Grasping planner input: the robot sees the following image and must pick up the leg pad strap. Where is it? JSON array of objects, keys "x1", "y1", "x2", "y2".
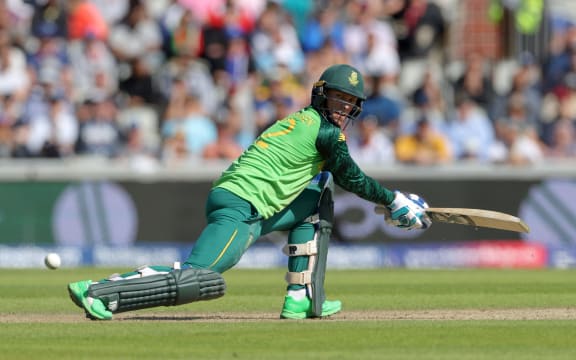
[
  {"x1": 285, "y1": 270, "x2": 312, "y2": 285},
  {"x1": 283, "y1": 240, "x2": 317, "y2": 256}
]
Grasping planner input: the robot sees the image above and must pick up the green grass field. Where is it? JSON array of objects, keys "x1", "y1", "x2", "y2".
[{"x1": 1, "y1": 268, "x2": 576, "y2": 359}]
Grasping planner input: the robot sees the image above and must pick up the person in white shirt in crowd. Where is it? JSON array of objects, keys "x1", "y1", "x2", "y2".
[
  {"x1": 0, "y1": 30, "x2": 29, "y2": 102},
  {"x1": 108, "y1": 0, "x2": 164, "y2": 74},
  {"x1": 343, "y1": 0, "x2": 399, "y2": 78},
  {"x1": 348, "y1": 114, "x2": 396, "y2": 165},
  {"x1": 491, "y1": 121, "x2": 544, "y2": 165},
  {"x1": 250, "y1": 2, "x2": 305, "y2": 77},
  {"x1": 26, "y1": 93, "x2": 78, "y2": 157},
  {"x1": 68, "y1": 32, "x2": 119, "y2": 102},
  {"x1": 446, "y1": 94, "x2": 495, "y2": 162}
]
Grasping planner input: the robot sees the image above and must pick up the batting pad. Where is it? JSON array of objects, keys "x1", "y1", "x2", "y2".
[
  {"x1": 88, "y1": 268, "x2": 226, "y2": 313},
  {"x1": 284, "y1": 171, "x2": 333, "y2": 317}
]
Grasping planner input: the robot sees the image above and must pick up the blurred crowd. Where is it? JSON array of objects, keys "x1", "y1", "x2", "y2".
[{"x1": 0, "y1": 0, "x2": 575, "y2": 170}]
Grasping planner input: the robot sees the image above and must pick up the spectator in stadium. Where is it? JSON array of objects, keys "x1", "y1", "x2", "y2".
[
  {"x1": 250, "y1": 1, "x2": 305, "y2": 77},
  {"x1": 224, "y1": 31, "x2": 256, "y2": 93},
  {"x1": 202, "y1": 105, "x2": 244, "y2": 161},
  {"x1": 348, "y1": 115, "x2": 396, "y2": 164},
  {"x1": 253, "y1": 74, "x2": 299, "y2": 134},
  {"x1": 0, "y1": 94, "x2": 19, "y2": 157},
  {"x1": 116, "y1": 92, "x2": 161, "y2": 156},
  {"x1": 544, "y1": 119, "x2": 576, "y2": 159},
  {"x1": 161, "y1": 130, "x2": 188, "y2": 165},
  {"x1": 343, "y1": 0, "x2": 399, "y2": 77},
  {"x1": 492, "y1": 55, "x2": 542, "y2": 130},
  {"x1": 10, "y1": 120, "x2": 32, "y2": 158},
  {"x1": 0, "y1": 0, "x2": 33, "y2": 41},
  {"x1": 359, "y1": 74, "x2": 403, "y2": 136},
  {"x1": 451, "y1": 52, "x2": 496, "y2": 116},
  {"x1": 161, "y1": 92, "x2": 217, "y2": 160},
  {"x1": 299, "y1": 7, "x2": 345, "y2": 54},
  {"x1": 0, "y1": 29, "x2": 30, "y2": 101},
  {"x1": 67, "y1": 0, "x2": 108, "y2": 41},
  {"x1": 75, "y1": 97, "x2": 122, "y2": 157},
  {"x1": 29, "y1": 0, "x2": 68, "y2": 39},
  {"x1": 107, "y1": 0, "x2": 164, "y2": 73},
  {"x1": 384, "y1": 0, "x2": 446, "y2": 61},
  {"x1": 494, "y1": 92, "x2": 540, "y2": 145},
  {"x1": 495, "y1": 122, "x2": 544, "y2": 166},
  {"x1": 157, "y1": 52, "x2": 220, "y2": 116},
  {"x1": 162, "y1": 7, "x2": 202, "y2": 59},
  {"x1": 68, "y1": 31, "x2": 118, "y2": 102},
  {"x1": 360, "y1": 29, "x2": 401, "y2": 83},
  {"x1": 446, "y1": 94, "x2": 495, "y2": 162},
  {"x1": 540, "y1": 79, "x2": 576, "y2": 147},
  {"x1": 197, "y1": 0, "x2": 258, "y2": 79},
  {"x1": 119, "y1": 57, "x2": 162, "y2": 106},
  {"x1": 541, "y1": 23, "x2": 574, "y2": 94},
  {"x1": 89, "y1": 0, "x2": 129, "y2": 26},
  {"x1": 404, "y1": 67, "x2": 447, "y2": 134},
  {"x1": 395, "y1": 116, "x2": 452, "y2": 165},
  {"x1": 26, "y1": 34, "x2": 72, "y2": 98},
  {"x1": 27, "y1": 92, "x2": 78, "y2": 158},
  {"x1": 117, "y1": 123, "x2": 161, "y2": 172}
]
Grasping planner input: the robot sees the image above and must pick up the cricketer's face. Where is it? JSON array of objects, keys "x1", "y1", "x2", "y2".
[{"x1": 325, "y1": 89, "x2": 360, "y2": 129}]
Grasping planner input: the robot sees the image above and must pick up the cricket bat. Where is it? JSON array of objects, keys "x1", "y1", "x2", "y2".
[{"x1": 374, "y1": 206, "x2": 530, "y2": 233}]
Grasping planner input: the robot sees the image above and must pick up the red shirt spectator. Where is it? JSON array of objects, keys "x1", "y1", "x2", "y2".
[{"x1": 68, "y1": 0, "x2": 108, "y2": 41}]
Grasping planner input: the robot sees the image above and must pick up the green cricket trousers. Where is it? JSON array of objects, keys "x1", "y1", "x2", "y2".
[{"x1": 184, "y1": 185, "x2": 323, "y2": 289}]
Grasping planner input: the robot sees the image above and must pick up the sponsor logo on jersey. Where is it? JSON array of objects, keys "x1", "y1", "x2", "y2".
[{"x1": 338, "y1": 133, "x2": 346, "y2": 142}]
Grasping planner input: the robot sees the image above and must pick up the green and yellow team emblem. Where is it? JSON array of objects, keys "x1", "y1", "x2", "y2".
[{"x1": 348, "y1": 72, "x2": 359, "y2": 86}]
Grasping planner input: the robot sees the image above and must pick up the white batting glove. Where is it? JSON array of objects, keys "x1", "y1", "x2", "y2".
[{"x1": 384, "y1": 191, "x2": 431, "y2": 230}]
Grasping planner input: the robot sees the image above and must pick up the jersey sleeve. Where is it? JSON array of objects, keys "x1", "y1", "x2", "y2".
[{"x1": 316, "y1": 122, "x2": 395, "y2": 205}]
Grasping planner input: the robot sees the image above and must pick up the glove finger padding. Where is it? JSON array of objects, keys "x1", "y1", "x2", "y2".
[
  {"x1": 405, "y1": 193, "x2": 432, "y2": 229},
  {"x1": 381, "y1": 191, "x2": 431, "y2": 230}
]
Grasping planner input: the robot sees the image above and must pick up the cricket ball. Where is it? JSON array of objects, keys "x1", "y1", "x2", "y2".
[{"x1": 44, "y1": 253, "x2": 61, "y2": 270}]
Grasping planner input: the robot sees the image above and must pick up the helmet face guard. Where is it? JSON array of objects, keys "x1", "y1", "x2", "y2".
[
  {"x1": 312, "y1": 82, "x2": 363, "y2": 129},
  {"x1": 310, "y1": 64, "x2": 366, "y2": 129}
]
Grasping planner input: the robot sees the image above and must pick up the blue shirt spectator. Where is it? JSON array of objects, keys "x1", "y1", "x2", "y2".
[
  {"x1": 299, "y1": 8, "x2": 345, "y2": 53},
  {"x1": 161, "y1": 94, "x2": 217, "y2": 157},
  {"x1": 447, "y1": 95, "x2": 496, "y2": 162}
]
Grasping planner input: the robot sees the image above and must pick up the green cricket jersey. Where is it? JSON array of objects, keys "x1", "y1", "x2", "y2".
[{"x1": 213, "y1": 106, "x2": 395, "y2": 218}]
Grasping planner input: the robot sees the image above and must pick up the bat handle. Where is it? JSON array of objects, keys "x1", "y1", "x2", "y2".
[{"x1": 374, "y1": 205, "x2": 390, "y2": 216}]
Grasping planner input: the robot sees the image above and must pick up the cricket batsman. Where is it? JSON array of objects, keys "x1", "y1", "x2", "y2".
[{"x1": 68, "y1": 64, "x2": 431, "y2": 320}]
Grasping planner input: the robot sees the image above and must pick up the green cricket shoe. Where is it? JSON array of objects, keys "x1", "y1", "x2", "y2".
[
  {"x1": 280, "y1": 295, "x2": 342, "y2": 319},
  {"x1": 67, "y1": 280, "x2": 113, "y2": 320}
]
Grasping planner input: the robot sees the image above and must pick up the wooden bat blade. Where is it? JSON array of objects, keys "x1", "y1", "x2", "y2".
[
  {"x1": 374, "y1": 206, "x2": 530, "y2": 233},
  {"x1": 425, "y1": 208, "x2": 530, "y2": 233}
]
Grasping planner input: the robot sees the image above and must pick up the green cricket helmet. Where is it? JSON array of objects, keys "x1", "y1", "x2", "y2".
[{"x1": 311, "y1": 64, "x2": 366, "y2": 129}]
